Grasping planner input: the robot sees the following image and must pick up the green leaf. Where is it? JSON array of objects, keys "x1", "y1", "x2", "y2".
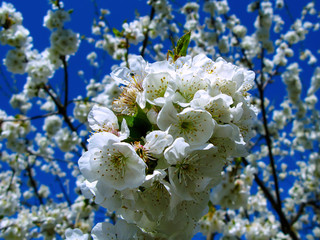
[
  {"x1": 167, "y1": 50, "x2": 174, "y2": 60},
  {"x1": 175, "y1": 31, "x2": 191, "y2": 57},
  {"x1": 234, "y1": 157, "x2": 243, "y2": 166},
  {"x1": 113, "y1": 28, "x2": 123, "y2": 37},
  {"x1": 68, "y1": 9, "x2": 74, "y2": 14},
  {"x1": 169, "y1": 35, "x2": 175, "y2": 49},
  {"x1": 54, "y1": 0, "x2": 60, "y2": 7},
  {"x1": 130, "y1": 105, "x2": 152, "y2": 140},
  {"x1": 135, "y1": 9, "x2": 140, "y2": 17},
  {"x1": 117, "y1": 105, "x2": 152, "y2": 142},
  {"x1": 118, "y1": 114, "x2": 134, "y2": 128}
]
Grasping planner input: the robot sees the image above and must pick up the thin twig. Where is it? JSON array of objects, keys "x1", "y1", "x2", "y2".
[
  {"x1": 1, "y1": 112, "x2": 58, "y2": 122},
  {"x1": 256, "y1": 48, "x2": 282, "y2": 209},
  {"x1": 91, "y1": 0, "x2": 112, "y2": 30},
  {"x1": 28, "y1": 150, "x2": 76, "y2": 164},
  {"x1": 206, "y1": 232, "x2": 214, "y2": 240},
  {"x1": 283, "y1": 0, "x2": 295, "y2": 23},
  {"x1": 43, "y1": 85, "x2": 88, "y2": 151},
  {"x1": 140, "y1": 7, "x2": 155, "y2": 57},
  {"x1": 67, "y1": 98, "x2": 100, "y2": 106},
  {"x1": 51, "y1": 163, "x2": 72, "y2": 207},
  {"x1": 5, "y1": 168, "x2": 15, "y2": 193},
  {"x1": 26, "y1": 162, "x2": 44, "y2": 205},
  {"x1": 242, "y1": 158, "x2": 298, "y2": 240},
  {"x1": 290, "y1": 202, "x2": 306, "y2": 226},
  {"x1": 0, "y1": 64, "x2": 16, "y2": 95},
  {"x1": 125, "y1": 37, "x2": 129, "y2": 68},
  {"x1": 61, "y1": 56, "x2": 69, "y2": 107}
]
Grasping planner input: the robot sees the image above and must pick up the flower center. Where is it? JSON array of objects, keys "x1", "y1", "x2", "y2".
[
  {"x1": 179, "y1": 120, "x2": 196, "y2": 136},
  {"x1": 110, "y1": 152, "x2": 127, "y2": 176}
]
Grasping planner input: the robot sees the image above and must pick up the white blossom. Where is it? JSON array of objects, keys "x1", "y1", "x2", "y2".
[
  {"x1": 65, "y1": 228, "x2": 89, "y2": 240},
  {"x1": 164, "y1": 137, "x2": 223, "y2": 200},
  {"x1": 88, "y1": 105, "x2": 129, "y2": 140},
  {"x1": 79, "y1": 132, "x2": 146, "y2": 191},
  {"x1": 50, "y1": 28, "x2": 79, "y2": 56}
]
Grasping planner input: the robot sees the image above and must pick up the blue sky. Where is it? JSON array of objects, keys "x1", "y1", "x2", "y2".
[
  {"x1": 0, "y1": 0, "x2": 319, "y2": 239},
  {"x1": 1, "y1": 0, "x2": 318, "y2": 111}
]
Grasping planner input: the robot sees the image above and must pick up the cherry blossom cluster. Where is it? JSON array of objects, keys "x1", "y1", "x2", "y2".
[
  {"x1": 79, "y1": 53, "x2": 256, "y2": 238},
  {"x1": 0, "y1": 0, "x2": 320, "y2": 239},
  {"x1": 0, "y1": 2, "x2": 79, "y2": 92}
]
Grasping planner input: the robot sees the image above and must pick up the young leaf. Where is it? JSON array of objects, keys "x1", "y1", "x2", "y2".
[
  {"x1": 167, "y1": 50, "x2": 174, "y2": 61},
  {"x1": 117, "y1": 105, "x2": 152, "y2": 141},
  {"x1": 113, "y1": 28, "x2": 123, "y2": 37},
  {"x1": 175, "y1": 31, "x2": 191, "y2": 57},
  {"x1": 129, "y1": 105, "x2": 152, "y2": 140}
]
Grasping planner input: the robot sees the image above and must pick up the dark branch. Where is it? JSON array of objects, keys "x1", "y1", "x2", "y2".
[
  {"x1": 1, "y1": 112, "x2": 58, "y2": 122},
  {"x1": 140, "y1": 7, "x2": 155, "y2": 57},
  {"x1": 256, "y1": 48, "x2": 282, "y2": 209},
  {"x1": 43, "y1": 85, "x2": 88, "y2": 151},
  {"x1": 26, "y1": 162, "x2": 44, "y2": 205},
  {"x1": 242, "y1": 158, "x2": 298, "y2": 240},
  {"x1": 5, "y1": 168, "x2": 15, "y2": 193},
  {"x1": 125, "y1": 37, "x2": 129, "y2": 68},
  {"x1": 61, "y1": 56, "x2": 69, "y2": 108}
]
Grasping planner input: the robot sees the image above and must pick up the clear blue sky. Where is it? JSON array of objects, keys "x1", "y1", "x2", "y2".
[
  {"x1": 0, "y1": 1, "x2": 319, "y2": 239},
  {"x1": 1, "y1": 0, "x2": 318, "y2": 112}
]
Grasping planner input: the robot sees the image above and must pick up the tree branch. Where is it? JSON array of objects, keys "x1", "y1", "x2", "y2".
[
  {"x1": 52, "y1": 164, "x2": 72, "y2": 207},
  {"x1": 26, "y1": 162, "x2": 44, "y2": 205},
  {"x1": 5, "y1": 168, "x2": 15, "y2": 193},
  {"x1": 43, "y1": 85, "x2": 88, "y2": 151},
  {"x1": 256, "y1": 48, "x2": 282, "y2": 208},
  {"x1": 1, "y1": 112, "x2": 58, "y2": 122},
  {"x1": 290, "y1": 202, "x2": 306, "y2": 226},
  {"x1": 61, "y1": 56, "x2": 69, "y2": 108},
  {"x1": 125, "y1": 37, "x2": 129, "y2": 68},
  {"x1": 140, "y1": 7, "x2": 155, "y2": 57},
  {"x1": 242, "y1": 157, "x2": 298, "y2": 240}
]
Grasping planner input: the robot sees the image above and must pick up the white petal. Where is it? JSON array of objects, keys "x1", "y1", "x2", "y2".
[
  {"x1": 213, "y1": 93, "x2": 233, "y2": 106},
  {"x1": 78, "y1": 151, "x2": 97, "y2": 182},
  {"x1": 119, "y1": 119, "x2": 130, "y2": 140},
  {"x1": 157, "y1": 100, "x2": 179, "y2": 131},
  {"x1": 91, "y1": 222, "x2": 116, "y2": 240},
  {"x1": 100, "y1": 142, "x2": 146, "y2": 191},
  {"x1": 87, "y1": 132, "x2": 120, "y2": 150},
  {"x1": 174, "y1": 73, "x2": 209, "y2": 104},
  {"x1": 213, "y1": 123, "x2": 234, "y2": 138},
  {"x1": 230, "y1": 102, "x2": 244, "y2": 123},
  {"x1": 110, "y1": 67, "x2": 131, "y2": 86},
  {"x1": 115, "y1": 219, "x2": 139, "y2": 239},
  {"x1": 96, "y1": 180, "x2": 116, "y2": 198},
  {"x1": 128, "y1": 55, "x2": 147, "y2": 76},
  {"x1": 88, "y1": 105, "x2": 118, "y2": 131},
  {"x1": 145, "y1": 130, "x2": 173, "y2": 155},
  {"x1": 190, "y1": 90, "x2": 212, "y2": 109},
  {"x1": 135, "y1": 91, "x2": 146, "y2": 109},
  {"x1": 165, "y1": 138, "x2": 223, "y2": 200},
  {"x1": 146, "y1": 60, "x2": 175, "y2": 74},
  {"x1": 174, "y1": 108, "x2": 215, "y2": 145},
  {"x1": 214, "y1": 58, "x2": 234, "y2": 79},
  {"x1": 79, "y1": 180, "x2": 96, "y2": 199},
  {"x1": 143, "y1": 72, "x2": 175, "y2": 106},
  {"x1": 143, "y1": 169, "x2": 167, "y2": 184},
  {"x1": 164, "y1": 137, "x2": 190, "y2": 165},
  {"x1": 192, "y1": 54, "x2": 212, "y2": 69},
  {"x1": 95, "y1": 189, "x2": 122, "y2": 212}
]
